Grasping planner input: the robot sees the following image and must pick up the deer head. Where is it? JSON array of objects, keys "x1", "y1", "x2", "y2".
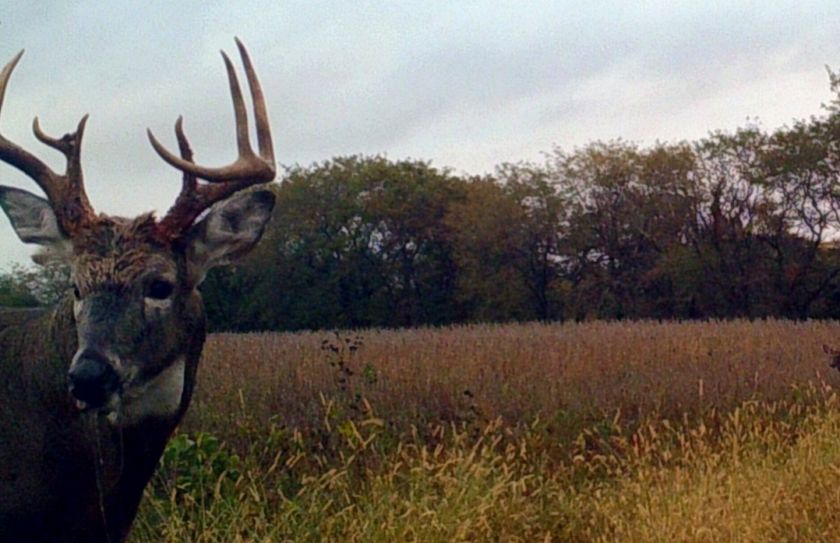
[{"x1": 0, "y1": 39, "x2": 276, "y2": 422}]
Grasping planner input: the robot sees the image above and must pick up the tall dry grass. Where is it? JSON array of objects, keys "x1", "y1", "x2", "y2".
[
  {"x1": 187, "y1": 319, "x2": 840, "y2": 439},
  {"x1": 131, "y1": 319, "x2": 840, "y2": 542}
]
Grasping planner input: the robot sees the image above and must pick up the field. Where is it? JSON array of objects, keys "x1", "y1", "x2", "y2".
[{"x1": 131, "y1": 320, "x2": 840, "y2": 542}]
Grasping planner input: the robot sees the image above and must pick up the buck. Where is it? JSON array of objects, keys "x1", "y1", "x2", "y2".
[{"x1": 0, "y1": 40, "x2": 276, "y2": 542}]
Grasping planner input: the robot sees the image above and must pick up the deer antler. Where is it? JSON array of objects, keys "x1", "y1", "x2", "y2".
[
  {"x1": 149, "y1": 38, "x2": 276, "y2": 240},
  {"x1": 0, "y1": 51, "x2": 95, "y2": 235}
]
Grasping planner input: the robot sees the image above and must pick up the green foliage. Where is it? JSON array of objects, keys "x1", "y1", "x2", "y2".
[
  {"x1": 207, "y1": 156, "x2": 465, "y2": 331},
  {"x1": 153, "y1": 432, "x2": 241, "y2": 504},
  {"x1": 0, "y1": 261, "x2": 71, "y2": 307},
  {"x1": 0, "y1": 272, "x2": 39, "y2": 307}
]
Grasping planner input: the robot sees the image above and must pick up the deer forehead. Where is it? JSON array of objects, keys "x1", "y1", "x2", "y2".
[
  {"x1": 72, "y1": 215, "x2": 179, "y2": 290},
  {"x1": 74, "y1": 253, "x2": 177, "y2": 291}
]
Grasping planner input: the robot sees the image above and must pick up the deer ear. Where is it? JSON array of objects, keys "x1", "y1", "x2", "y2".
[
  {"x1": 184, "y1": 189, "x2": 275, "y2": 286},
  {"x1": 0, "y1": 186, "x2": 69, "y2": 247}
]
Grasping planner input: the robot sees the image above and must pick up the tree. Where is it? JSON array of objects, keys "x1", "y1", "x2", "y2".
[
  {"x1": 496, "y1": 162, "x2": 571, "y2": 320},
  {"x1": 0, "y1": 262, "x2": 70, "y2": 307},
  {"x1": 684, "y1": 129, "x2": 773, "y2": 317},
  {"x1": 551, "y1": 141, "x2": 696, "y2": 318},
  {"x1": 0, "y1": 271, "x2": 39, "y2": 307},
  {"x1": 229, "y1": 156, "x2": 462, "y2": 330},
  {"x1": 446, "y1": 176, "x2": 532, "y2": 321},
  {"x1": 757, "y1": 85, "x2": 840, "y2": 318}
]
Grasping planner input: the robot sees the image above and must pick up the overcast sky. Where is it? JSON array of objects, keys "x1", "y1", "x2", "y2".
[{"x1": 1, "y1": 1, "x2": 840, "y2": 266}]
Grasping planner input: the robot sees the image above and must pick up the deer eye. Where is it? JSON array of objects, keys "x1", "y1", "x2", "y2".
[
  {"x1": 73, "y1": 285, "x2": 81, "y2": 300},
  {"x1": 146, "y1": 279, "x2": 174, "y2": 300}
]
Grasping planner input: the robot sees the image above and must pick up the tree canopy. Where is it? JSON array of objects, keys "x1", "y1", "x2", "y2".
[{"x1": 7, "y1": 78, "x2": 840, "y2": 330}]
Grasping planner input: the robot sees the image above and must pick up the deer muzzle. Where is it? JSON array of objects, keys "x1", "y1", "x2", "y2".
[{"x1": 67, "y1": 349, "x2": 120, "y2": 409}]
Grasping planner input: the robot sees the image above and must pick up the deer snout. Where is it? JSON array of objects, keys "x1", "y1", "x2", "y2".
[{"x1": 68, "y1": 350, "x2": 120, "y2": 409}]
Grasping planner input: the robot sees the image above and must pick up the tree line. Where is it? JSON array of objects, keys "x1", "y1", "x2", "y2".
[{"x1": 5, "y1": 77, "x2": 840, "y2": 331}]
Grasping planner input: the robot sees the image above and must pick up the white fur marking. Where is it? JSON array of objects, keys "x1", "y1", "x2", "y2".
[
  {"x1": 144, "y1": 297, "x2": 173, "y2": 313},
  {"x1": 114, "y1": 357, "x2": 185, "y2": 427}
]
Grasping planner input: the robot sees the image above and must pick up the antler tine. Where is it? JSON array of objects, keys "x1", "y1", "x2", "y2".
[
  {"x1": 147, "y1": 40, "x2": 275, "y2": 183},
  {"x1": 0, "y1": 51, "x2": 25, "y2": 118},
  {"x1": 235, "y1": 37, "x2": 274, "y2": 165},
  {"x1": 221, "y1": 50, "x2": 251, "y2": 159},
  {"x1": 33, "y1": 114, "x2": 90, "y2": 180},
  {"x1": 0, "y1": 50, "x2": 94, "y2": 235},
  {"x1": 0, "y1": 51, "x2": 57, "y2": 191},
  {"x1": 174, "y1": 116, "x2": 197, "y2": 192},
  {"x1": 151, "y1": 39, "x2": 276, "y2": 239},
  {"x1": 33, "y1": 115, "x2": 88, "y2": 159}
]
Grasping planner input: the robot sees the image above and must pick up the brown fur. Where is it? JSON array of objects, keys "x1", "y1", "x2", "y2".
[
  {"x1": 71, "y1": 214, "x2": 176, "y2": 296},
  {"x1": 0, "y1": 303, "x2": 205, "y2": 542},
  {"x1": 0, "y1": 212, "x2": 200, "y2": 543}
]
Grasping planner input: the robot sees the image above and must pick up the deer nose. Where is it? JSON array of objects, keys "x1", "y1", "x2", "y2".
[{"x1": 67, "y1": 351, "x2": 120, "y2": 409}]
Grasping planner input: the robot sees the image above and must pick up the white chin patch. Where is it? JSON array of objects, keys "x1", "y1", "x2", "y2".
[{"x1": 109, "y1": 357, "x2": 186, "y2": 427}]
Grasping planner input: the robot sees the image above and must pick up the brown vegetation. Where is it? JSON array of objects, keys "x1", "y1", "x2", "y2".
[
  {"x1": 186, "y1": 319, "x2": 840, "y2": 439},
  {"x1": 132, "y1": 320, "x2": 840, "y2": 541}
]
